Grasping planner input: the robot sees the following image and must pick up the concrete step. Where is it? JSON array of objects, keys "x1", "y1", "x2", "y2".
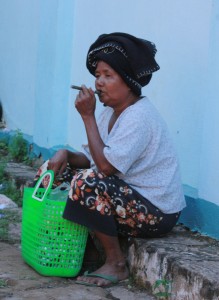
[
  {"x1": 4, "y1": 162, "x2": 219, "y2": 300},
  {"x1": 5, "y1": 162, "x2": 37, "y2": 187},
  {"x1": 128, "y1": 226, "x2": 219, "y2": 300}
]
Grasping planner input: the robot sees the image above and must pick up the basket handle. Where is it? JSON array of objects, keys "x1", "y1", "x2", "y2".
[{"x1": 32, "y1": 170, "x2": 54, "y2": 202}]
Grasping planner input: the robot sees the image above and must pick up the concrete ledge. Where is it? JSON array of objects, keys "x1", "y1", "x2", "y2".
[
  {"x1": 4, "y1": 162, "x2": 219, "y2": 299},
  {"x1": 5, "y1": 162, "x2": 37, "y2": 186},
  {"x1": 128, "y1": 225, "x2": 219, "y2": 300}
]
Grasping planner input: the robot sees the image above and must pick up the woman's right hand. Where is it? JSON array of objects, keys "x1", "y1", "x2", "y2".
[{"x1": 47, "y1": 149, "x2": 69, "y2": 176}]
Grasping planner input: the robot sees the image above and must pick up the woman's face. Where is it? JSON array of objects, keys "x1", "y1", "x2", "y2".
[{"x1": 95, "y1": 61, "x2": 131, "y2": 108}]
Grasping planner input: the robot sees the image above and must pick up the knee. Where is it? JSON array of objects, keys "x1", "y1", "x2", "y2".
[{"x1": 73, "y1": 168, "x2": 99, "y2": 189}]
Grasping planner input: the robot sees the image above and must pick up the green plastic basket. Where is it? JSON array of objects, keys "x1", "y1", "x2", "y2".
[{"x1": 21, "y1": 170, "x2": 88, "y2": 277}]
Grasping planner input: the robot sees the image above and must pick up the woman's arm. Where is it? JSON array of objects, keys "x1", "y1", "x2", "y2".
[
  {"x1": 83, "y1": 114, "x2": 117, "y2": 175},
  {"x1": 75, "y1": 86, "x2": 117, "y2": 176},
  {"x1": 48, "y1": 149, "x2": 90, "y2": 176}
]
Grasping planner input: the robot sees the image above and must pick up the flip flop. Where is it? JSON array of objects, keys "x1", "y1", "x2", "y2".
[
  {"x1": 75, "y1": 271, "x2": 119, "y2": 287},
  {"x1": 75, "y1": 280, "x2": 99, "y2": 287}
]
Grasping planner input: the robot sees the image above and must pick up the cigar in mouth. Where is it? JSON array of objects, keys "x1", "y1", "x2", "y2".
[{"x1": 71, "y1": 85, "x2": 100, "y2": 95}]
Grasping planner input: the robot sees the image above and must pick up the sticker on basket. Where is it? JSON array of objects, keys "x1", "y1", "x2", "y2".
[{"x1": 32, "y1": 170, "x2": 54, "y2": 202}]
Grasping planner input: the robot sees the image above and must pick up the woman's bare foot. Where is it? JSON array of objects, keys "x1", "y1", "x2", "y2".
[
  {"x1": 77, "y1": 231, "x2": 129, "y2": 286},
  {"x1": 76, "y1": 259, "x2": 129, "y2": 287}
]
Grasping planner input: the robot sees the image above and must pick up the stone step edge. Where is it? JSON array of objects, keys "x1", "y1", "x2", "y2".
[{"x1": 127, "y1": 237, "x2": 219, "y2": 300}]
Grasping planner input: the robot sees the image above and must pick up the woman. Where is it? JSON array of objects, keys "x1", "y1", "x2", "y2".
[{"x1": 41, "y1": 33, "x2": 186, "y2": 286}]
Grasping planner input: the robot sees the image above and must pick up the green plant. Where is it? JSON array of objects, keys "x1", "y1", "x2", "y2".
[
  {"x1": 8, "y1": 130, "x2": 28, "y2": 162},
  {"x1": 0, "y1": 161, "x2": 6, "y2": 181},
  {"x1": 0, "y1": 139, "x2": 9, "y2": 156},
  {"x1": 4, "y1": 181, "x2": 22, "y2": 207},
  {"x1": 0, "y1": 278, "x2": 8, "y2": 288},
  {"x1": 0, "y1": 131, "x2": 32, "y2": 207},
  {"x1": 153, "y1": 279, "x2": 172, "y2": 299},
  {"x1": 0, "y1": 162, "x2": 22, "y2": 207}
]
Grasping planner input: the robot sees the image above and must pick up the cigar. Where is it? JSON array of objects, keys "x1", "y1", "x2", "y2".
[{"x1": 71, "y1": 85, "x2": 100, "y2": 95}]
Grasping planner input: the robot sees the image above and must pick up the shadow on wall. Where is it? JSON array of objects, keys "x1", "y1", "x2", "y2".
[
  {"x1": 0, "y1": 102, "x2": 2, "y2": 122},
  {"x1": 0, "y1": 101, "x2": 6, "y2": 128}
]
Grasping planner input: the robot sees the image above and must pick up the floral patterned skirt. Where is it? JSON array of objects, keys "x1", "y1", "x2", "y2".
[
  {"x1": 34, "y1": 162, "x2": 180, "y2": 238},
  {"x1": 62, "y1": 168, "x2": 180, "y2": 238}
]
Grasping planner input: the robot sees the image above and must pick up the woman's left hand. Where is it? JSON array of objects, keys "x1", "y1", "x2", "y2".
[{"x1": 74, "y1": 85, "x2": 96, "y2": 119}]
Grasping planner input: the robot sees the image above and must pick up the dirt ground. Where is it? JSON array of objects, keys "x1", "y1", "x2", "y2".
[{"x1": 0, "y1": 208, "x2": 155, "y2": 300}]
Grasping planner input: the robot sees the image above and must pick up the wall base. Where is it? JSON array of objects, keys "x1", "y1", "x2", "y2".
[{"x1": 179, "y1": 185, "x2": 219, "y2": 240}]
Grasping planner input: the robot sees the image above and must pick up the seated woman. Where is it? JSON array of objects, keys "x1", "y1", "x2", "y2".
[{"x1": 37, "y1": 32, "x2": 186, "y2": 287}]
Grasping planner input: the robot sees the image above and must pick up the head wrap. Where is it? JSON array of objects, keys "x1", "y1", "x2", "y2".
[{"x1": 86, "y1": 32, "x2": 160, "y2": 96}]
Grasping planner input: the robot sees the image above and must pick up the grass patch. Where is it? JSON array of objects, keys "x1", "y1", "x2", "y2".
[
  {"x1": 0, "y1": 140, "x2": 9, "y2": 157},
  {"x1": 153, "y1": 279, "x2": 172, "y2": 299},
  {"x1": 0, "y1": 161, "x2": 22, "y2": 207},
  {"x1": 8, "y1": 130, "x2": 29, "y2": 163},
  {"x1": 0, "y1": 130, "x2": 34, "y2": 207}
]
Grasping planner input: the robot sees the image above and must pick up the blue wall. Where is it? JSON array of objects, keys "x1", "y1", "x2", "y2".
[
  {"x1": 0, "y1": 0, "x2": 39, "y2": 133},
  {"x1": 34, "y1": 0, "x2": 75, "y2": 148},
  {"x1": 180, "y1": 194, "x2": 219, "y2": 240},
  {"x1": 0, "y1": 0, "x2": 75, "y2": 148},
  {"x1": 0, "y1": 0, "x2": 218, "y2": 239}
]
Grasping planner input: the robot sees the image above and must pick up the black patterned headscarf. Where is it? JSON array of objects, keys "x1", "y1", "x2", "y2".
[{"x1": 86, "y1": 32, "x2": 160, "y2": 96}]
